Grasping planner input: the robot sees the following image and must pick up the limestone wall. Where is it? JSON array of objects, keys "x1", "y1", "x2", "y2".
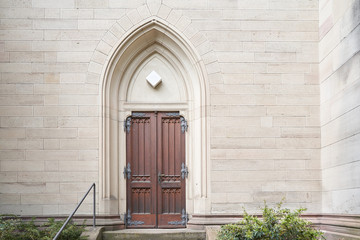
[
  {"x1": 320, "y1": 0, "x2": 360, "y2": 214},
  {"x1": 0, "y1": 0, "x2": 321, "y2": 216},
  {"x1": 204, "y1": 0, "x2": 321, "y2": 213}
]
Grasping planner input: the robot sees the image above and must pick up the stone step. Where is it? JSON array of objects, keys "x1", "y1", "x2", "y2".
[{"x1": 102, "y1": 229, "x2": 206, "y2": 240}]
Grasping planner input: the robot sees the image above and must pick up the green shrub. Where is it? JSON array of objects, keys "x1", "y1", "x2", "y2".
[
  {"x1": 0, "y1": 215, "x2": 87, "y2": 240},
  {"x1": 217, "y1": 202, "x2": 324, "y2": 240}
]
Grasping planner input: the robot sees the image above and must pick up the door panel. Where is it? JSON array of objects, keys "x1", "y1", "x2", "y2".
[
  {"x1": 157, "y1": 113, "x2": 185, "y2": 228},
  {"x1": 126, "y1": 113, "x2": 157, "y2": 228},
  {"x1": 126, "y1": 112, "x2": 186, "y2": 228}
]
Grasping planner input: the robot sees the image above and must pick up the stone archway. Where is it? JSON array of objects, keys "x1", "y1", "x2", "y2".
[{"x1": 89, "y1": 3, "x2": 219, "y2": 218}]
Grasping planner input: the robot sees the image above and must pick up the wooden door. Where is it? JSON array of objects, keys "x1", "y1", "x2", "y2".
[{"x1": 125, "y1": 112, "x2": 187, "y2": 228}]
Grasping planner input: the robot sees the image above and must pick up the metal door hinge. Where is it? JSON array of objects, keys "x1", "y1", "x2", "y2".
[
  {"x1": 180, "y1": 117, "x2": 188, "y2": 133},
  {"x1": 123, "y1": 163, "x2": 131, "y2": 179},
  {"x1": 132, "y1": 112, "x2": 146, "y2": 117},
  {"x1": 168, "y1": 209, "x2": 188, "y2": 225},
  {"x1": 165, "y1": 112, "x2": 180, "y2": 117},
  {"x1": 124, "y1": 117, "x2": 131, "y2": 133},
  {"x1": 181, "y1": 163, "x2": 188, "y2": 179},
  {"x1": 126, "y1": 209, "x2": 144, "y2": 226}
]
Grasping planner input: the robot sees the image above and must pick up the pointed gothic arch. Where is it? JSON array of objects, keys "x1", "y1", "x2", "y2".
[{"x1": 91, "y1": 5, "x2": 218, "y2": 217}]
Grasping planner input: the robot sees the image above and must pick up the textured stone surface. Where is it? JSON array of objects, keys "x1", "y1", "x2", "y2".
[
  {"x1": 320, "y1": 0, "x2": 360, "y2": 214},
  {"x1": 0, "y1": 0, "x2": 352, "y2": 222}
]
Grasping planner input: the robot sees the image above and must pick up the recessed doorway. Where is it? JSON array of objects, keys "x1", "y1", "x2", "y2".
[{"x1": 124, "y1": 112, "x2": 187, "y2": 228}]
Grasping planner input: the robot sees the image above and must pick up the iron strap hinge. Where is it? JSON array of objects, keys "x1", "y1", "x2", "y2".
[
  {"x1": 126, "y1": 209, "x2": 144, "y2": 226},
  {"x1": 168, "y1": 209, "x2": 188, "y2": 225},
  {"x1": 123, "y1": 163, "x2": 131, "y2": 179},
  {"x1": 180, "y1": 117, "x2": 188, "y2": 133},
  {"x1": 181, "y1": 163, "x2": 188, "y2": 179},
  {"x1": 124, "y1": 113, "x2": 147, "y2": 133},
  {"x1": 124, "y1": 117, "x2": 131, "y2": 133}
]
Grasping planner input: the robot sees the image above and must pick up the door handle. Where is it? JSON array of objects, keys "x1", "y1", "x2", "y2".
[{"x1": 158, "y1": 173, "x2": 165, "y2": 183}]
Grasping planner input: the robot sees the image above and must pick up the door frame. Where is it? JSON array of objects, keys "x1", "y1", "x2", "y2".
[
  {"x1": 97, "y1": 18, "x2": 212, "y2": 218},
  {"x1": 125, "y1": 111, "x2": 187, "y2": 228}
]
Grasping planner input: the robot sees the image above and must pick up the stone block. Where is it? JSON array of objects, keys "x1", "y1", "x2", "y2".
[
  {"x1": 44, "y1": 139, "x2": 60, "y2": 150},
  {"x1": 79, "y1": 150, "x2": 98, "y2": 161},
  {"x1": 33, "y1": 20, "x2": 77, "y2": 30},
  {"x1": 218, "y1": 52, "x2": 254, "y2": 63},
  {"x1": 44, "y1": 8, "x2": 60, "y2": 18},
  {"x1": 0, "y1": 63, "x2": 32, "y2": 74},
  {"x1": 274, "y1": 180, "x2": 321, "y2": 192},
  {"x1": 60, "y1": 139, "x2": 98, "y2": 149},
  {"x1": 1, "y1": 117, "x2": 43, "y2": 128},
  {"x1": 108, "y1": 0, "x2": 145, "y2": 8},
  {"x1": 78, "y1": 106, "x2": 99, "y2": 117},
  {"x1": 60, "y1": 73, "x2": 87, "y2": 83},
  {"x1": 26, "y1": 128, "x2": 77, "y2": 139},
  {"x1": 17, "y1": 139, "x2": 43, "y2": 150},
  {"x1": 0, "y1": 161, "x2": 44, "y2": 172},
  {"x1": 255, "y1": 52, "x2": 296, "y2": 62},
  {"x1": 58, "y1": 117, "x2": 98, "y2": 128},
  {"x1": 45, "y1": 161, "x2": 59, "y2": 171},
  {"x1": 126, "y1": 9, "x2": 142, "y2": 25},
  {"x1": 15, "y1": 84, "x2": 34, "y2": 94},
  {"x1": 78, "y1": 19, "x2": 115, "y2": 30},
  {"x1": 59, "y1": 95, "x2": 99, "y2": 105},
  {"x1": 276, "y1": 138, "x2": 320, "y2": 149},
  {"x1": 269, "y1": 0, "x2": 318, "y2": 10},
  {"x1": 211, "y1": 137, "x2": 260, "y2": 149},
  {"x1": 212, "y1": 160, "x2": 274, "y2": 171},
  {"x1": 88, "y1": 61, "x2": 103, "y2": 74},
  {"x1": 0, "y1": 150, "x2": 24, "y2": 161},
  {"x1": 0, "y1": 8, "x2": 44, "y2": 19},
  {"x1": 43, "y1": 116, "x2": 60, "y2": 127},
  {"x1": 26, "y1": 150, "x2": 78, "y2": 161},
  {"x1": 221, "y1": 63, "x2": 267, "y2": 74},
  {"x1": 156, "y1": 4, "x2": 170, "y2": 19},
  {"x1": 205, "y1": 30, "x2": 252, "y2": 42},
  {"x1": 34, "y1": 106, "x2": 78, "y2": 116},
  {"x1": 0, "y1": 128, "x2": 25, "y2": 139},
  {"x1": 57, "y1": 52, "x2": 93, "y2": 63},
  {"x1": 61, "y1": 9, "x2": 94, "y2": 19},
  {"x1": 32, "y1": 0, "x2": 75, "y2": 8},
  {"x1": 93, "y1": 9, "x2": 126, "y2": 19},
  {"x1": 17, "y1": 172, "x2": 59, "y2": 183},
  {"x1": 226, "y1": 126, "x2": 280, "y2": 137},
  {"x1": 0, "y1": 194, "x2": 20, "y2": 204},
  {"x1": 75, "y1": 0, "x2": 109, "y2": 8},
  {"x1": 44, "y1": 95, "x2": 59, "y2": 105},
  {"x1": 0, "y1": 84, "x2": 16, "y2": 95},
  {"x1": 176, "y1": 15, "x2": 191, "y2": 32},
  {"x1": 286, "y1": 170, "x2": 321, "y2": 180},
  {"x1": 1, "y1": 19, "x2": 33, "y2": 30},
  {"x1": 4, "y1": 41, "x2": 31, "y2": 52},
  {"x1": 0, "y1": 139, "x2": 18, "y2": 150},
  {"x1": 224, "y1": 84, "x2": 264, "y2": 94},
  {"x1": 60, "y1": 83, "x2": 98, "y2": 94},
  {"x1": 276, "y1": 95, "x2": 318, "y2": 105},
  {"x1": 211, "y1": 94, "x2": 255, "y2": 105},
  {"x1": 322, "y1": 106, "x2": 360, "y2": 146},
  {"x1": 0, "y1": 107, "x2": 33, "y2": 116},
  {"x1": 32, "y1": 63, "x2": 89, "y2": 73}
]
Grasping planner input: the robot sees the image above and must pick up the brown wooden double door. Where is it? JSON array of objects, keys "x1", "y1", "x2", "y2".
[{"x1": 125, "y1": 112, "x2": 187, "y2": 228}]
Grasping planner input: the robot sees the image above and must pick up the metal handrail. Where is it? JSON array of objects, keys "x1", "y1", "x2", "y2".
[{"x1": 53, "y1": 183, "x2": 96, "y2": 240}]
